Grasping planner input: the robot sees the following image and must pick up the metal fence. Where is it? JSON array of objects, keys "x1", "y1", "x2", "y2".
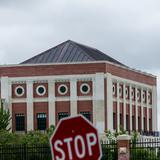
[
  {"x1": 0, "y1": 145, "x2": 51, "y2": 160},
  {"x1": 130, "y1": 138, "x2": 160, "y2": 160},
  {"x1": 0, "y1": 142, "x2": 118, "y2": 160},
  {"x1": 101, "y1": 140, "x2": 118, "y2": 160}
]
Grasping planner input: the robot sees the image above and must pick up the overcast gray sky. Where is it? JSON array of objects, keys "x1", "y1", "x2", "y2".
[{"x1": 0, "y1": 0, "x2": 160, "y2": 128}]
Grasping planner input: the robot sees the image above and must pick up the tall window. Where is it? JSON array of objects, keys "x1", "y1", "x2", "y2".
[
  {"x1": 120, "y1": 113, "x2": 123, "y2": 128},
  {"x1": 143, "y1": 117, "x2": 146, "y2": 131},
  {"x1": 37, "y1": 113, "x2": 46, "y2": 130},
  {"x1": 149, "y1": 118, "x2": 152, "y2": 131},
  {"x1": 132, "y1": 115, "x2": 135, "y2": 131},
  {"x1": 58, "y1": 112, "x2": 69, "y2": 121},
  {"x1": 80, "y1": 111, "x2": 91, "y2": 121},
  {"x1": 138, "y1": 116, "x2": 141, "y2": 132},
  {"x1": 126, "y1": 115, "x2": 129, "y2": 131},
  {"x1": 113, "y1": 113, "x2": 116, "y2": 130},
  {"x1": 15, "y1": 114, "x2": 25, "y2": 131}
]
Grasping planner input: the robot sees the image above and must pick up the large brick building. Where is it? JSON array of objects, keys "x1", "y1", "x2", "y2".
[{"x1": 1, "y1": 40, "x2": 157, "y2": 134}]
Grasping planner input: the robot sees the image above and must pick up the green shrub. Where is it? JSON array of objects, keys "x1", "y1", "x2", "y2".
[
  {"x1": 0, "y1": 125, "x2": 55, "y2": 145},
  {"x1": 131, "y1": 148, "x2": 157, "y2": 160}
]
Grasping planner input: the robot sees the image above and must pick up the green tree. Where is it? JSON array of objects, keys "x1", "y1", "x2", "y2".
[{"x1": 0, "y1": 106, "x2": 11, "y2": 131}]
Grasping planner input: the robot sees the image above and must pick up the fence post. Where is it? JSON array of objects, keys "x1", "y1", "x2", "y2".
[{"x1": 117, "y1": 134, "x2": 131, "y2": 160}]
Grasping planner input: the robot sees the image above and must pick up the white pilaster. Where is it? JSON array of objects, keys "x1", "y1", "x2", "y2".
[
  {"x1": 26, "y1": 80, "x2": 33, "y2": 131},
  {"x1": 129, "y1": 85, "x2": 132, "y2": 131},
  {"x1": 117, "y1": 82, "x2": 120, "y2": 131},
  {"x1": 70, "y1": 78, "x2": 77, "y2": 117},
  {"x1": 141, "y1": 88, "x2": 144, "y2": 131},
  {"x1": 1, "y1": 77, "x2": 9, "y2": 105},
  {"x1": 93, "y1": 73, "x2": 105, "y2": 134},
  {"x1": 146, "y1": 89, "x2": 149, "y2": 131},
  {"x1": 106, "y1": 73, "x2": 113, "y2": 131},
  {"x1": 152, "y1": 86, "x2": 157, "y2": 131},
  {"x1": 48, "y1": 80, "x2": 56, "y2": 126},
  {"x1": 135, "y1": 87, "x2": 138, "y2": 131},
  {"x1": 123, "y1": 83, "x2": 126, "y2": 130}
]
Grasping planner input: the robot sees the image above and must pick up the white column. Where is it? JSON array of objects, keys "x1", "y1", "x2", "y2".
[
  {"x1": 48, "y1": 80, "x2": 56, "y2": 126},
  {"x1": 129, "y1": 85, "x2": 132, "y2": 131},
  {"x1": 152, "y1": 86, "x2": 157, "y2": 131},
  {"x1": 141, "y1": 88, "x2": 144, "y2": 131},
  {"x1": 93, "y1": 73, "x2": 105, "y2": 134},
  {"x1": 70, "y1": 78, "x2": 77, "y2": 117},
  {"x1": 26, "y1": 80, "x2": 33, "y2": 131},
  {"x1": 146, "y1": 89, "x2": 149, "y2": 131},
  {"x1": 135, "y1": 87, "x2": 138, "y2": 131},
  {"x1": 117, "y1": 82, "x2": 120, "y2": 131},
  {"x1": 123, "y1": 83, "x2": 126, "y2": 130},
  {"x1": 106, "y1": 73, "x2": 113, "y2": 131}
]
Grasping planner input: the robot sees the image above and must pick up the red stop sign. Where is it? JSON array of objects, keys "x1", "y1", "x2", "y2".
[{"x1": 50, "y1": 115, "x2": 102, "y2": 160}]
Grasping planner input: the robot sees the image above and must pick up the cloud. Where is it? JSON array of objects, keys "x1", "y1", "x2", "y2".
[{"x1": 0, "y1": 0, "x2": 159, "y2": 69}]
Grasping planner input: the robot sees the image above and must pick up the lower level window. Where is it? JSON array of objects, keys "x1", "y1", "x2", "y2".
[
  {"x1": 15, "y1": 114, "x2": 25, "y2": 131},
  {"x1": 138, "y1": 116, "x2": 141, "y2": 132},
  {"x1": 120, "y1": 113, "x2": 123, "y2": 128},
  {"x1": 132, "y1": 116, "x2": 135, "y2": 131},
  {"x1": 58, "y1": 112, "x2": 69, "y2": 121},
  {"x1": 143, "y1": 117, "x2": 146, "y2": 131},
  {"x1": 113, "y1": 113, "x2": 116, "y2": 130},
  {"x1": 37, "y1": 113, "x2": 47, "y2": 130},
  {"x1": 126, "y1": 115, "x2": 129, "y2": 131},
  {"x1": 149, "y1": 118, "x2": 152, "y2": 131},
  {"x1": 80, "y1": 111, "x2": 91, "y2": 121}
]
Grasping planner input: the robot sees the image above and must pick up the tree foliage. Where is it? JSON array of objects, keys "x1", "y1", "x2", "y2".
[{"x1": 0, "y1": 107, "x2": 11, "y2": 131}]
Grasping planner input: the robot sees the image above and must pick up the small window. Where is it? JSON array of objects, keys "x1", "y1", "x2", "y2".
[
  {"x1": 143, "y1": 91, "x2": 146, "y2": 103},
  {"x1": 112, "y1": 84, "x2": 116, "y2": 95},
  {"x1": 58, "y1": 84, "x2": 68, "y2": 95},
  {"x1": 15, "y1": 86, "x2": 24, "y2": 97},
  {"x1": 36, "y1": 85, "x2": 46, "y2": 96},
  {"x1": 80, "y1": 83, "x2": 90, "y2": 94},
  {"x1": 131, "y1": 89, "x2": 135, "y2": 100},
  {"x1": 58, "y1": 112, "x2": 69, "y2": 121},
  {"x1": 80, "y1": 111, "x2": 91, "y2": 121},
  {"x1": 148, "y1": 92, "x2": 152, "y2": 104},
  {"x1": 37, "y1": 113, "x2": 47, "y2": 130},
  {"x1": 119, "y1": 86, "x2": 122, "y2": 97},
  {"x1": 125, "y1": 87, "x2": 129, "y2": 98},
  {"x1": 15, "y1": 114, "x2": 25, "y2": 131},
  {"x1": 137, "y1": 90, "x2": 140, "y2": 101}
]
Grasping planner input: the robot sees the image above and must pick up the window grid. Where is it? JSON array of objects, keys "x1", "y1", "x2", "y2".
[
  {"x1": 80, "y1": 111, "x2": 91, "y2": 121},
  {"x1": 58, "y1": 112, "x2": 69, "y2": 121}
]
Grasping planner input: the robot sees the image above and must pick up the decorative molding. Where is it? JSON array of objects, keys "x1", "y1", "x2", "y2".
[{"x1": 12, "y1": 81, "x2": 26, "y2": 84}]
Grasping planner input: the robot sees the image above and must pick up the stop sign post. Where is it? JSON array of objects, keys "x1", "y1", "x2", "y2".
[{"x1": 50, "y1": 115, "x2": 102, "y2": 160}]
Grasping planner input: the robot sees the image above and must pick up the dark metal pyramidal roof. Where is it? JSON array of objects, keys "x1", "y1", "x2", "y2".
[{"x1": 21, "y1": 40, "x2": 124, "y2": 66}]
